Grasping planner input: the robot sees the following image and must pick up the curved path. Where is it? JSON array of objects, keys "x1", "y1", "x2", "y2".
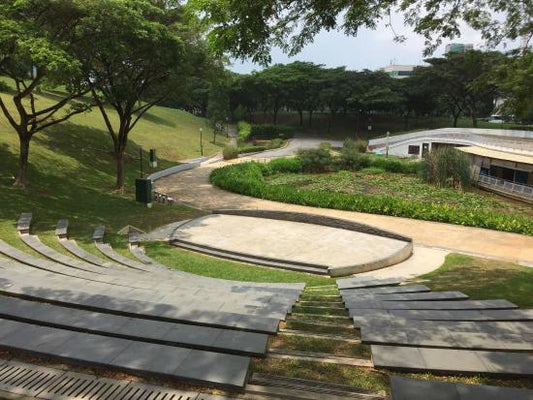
[{"x1": 155, "y1": 161, "x2": 533, "y2": 266}]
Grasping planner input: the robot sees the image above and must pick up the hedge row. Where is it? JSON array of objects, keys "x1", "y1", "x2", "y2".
[
  {"x1": 250, "y1": 124, "x2": 295, "y2": 140},
  {"x1": 210, "y1": 162, "x2": 533, "y2": 236}
]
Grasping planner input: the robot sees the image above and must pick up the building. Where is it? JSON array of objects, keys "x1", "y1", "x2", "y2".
[
  {"x1": 368, "y1": 128, "x2": 533, "y2": 202},
  {"x1": 380, "y1": 64, "x2": 417, "y2": 79},
  {"x1": 445, "y1": 43, "x2": 474, "y2": 54}
]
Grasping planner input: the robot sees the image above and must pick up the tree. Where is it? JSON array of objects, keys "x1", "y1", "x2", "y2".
[
  {"x1": 206, "y1": 77, "x2": 231, "y2": 143},
  {"x1": 493, "y1": 51, "x2": 533, "y2": 122},
  {"x1": 424, "y1": 51, "x2": 505, "y2": 127},
  {"x1": 0, "y1": 0, "x2": 91, "y2": 187},
  {"x1": 74, "y1": 0, "x2": 183, "y2": 192},
  {"x1": 189, "y1": 0, "x2": 530, "y2": 63}
]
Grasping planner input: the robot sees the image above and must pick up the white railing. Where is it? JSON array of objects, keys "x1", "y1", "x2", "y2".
[{"x1": 477, "y1": 174, "x2": 533, "y2": 199}]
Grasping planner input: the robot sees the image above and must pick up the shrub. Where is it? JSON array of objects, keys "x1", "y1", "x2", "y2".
[
  {"x1": 267, "y1": 157, "x2": 303, "y2": 174},
  {"x1": 319, "y1": 142, "x2": 332, "y2": 151},
  {"x1": 358, "y1": 167, "x2": 385, "y2": 175},
  {"x1": 250, "y1": 124, "x2": 295, "y2": 140},
  {"x1": 238, "y1": 145, "x2": 266, "y2": 154},
  {"x1": 336, "y1": 148, "x2": 370, "y2": 171},
  {"x1": 422, "y1": 147, "x2": 472, "y2": 189},
  {"x1": 343, "y1": 138, "x2": 368, "y2": 153},
  {"x1": 265, "y1": 138, "x2": 284, "y2": 149},
  {"x1": 297, "y1": 148, "x2": 332, "y2": 173},
  {"x1": 237, "y1": 121, "x2": 252, "y2": 142},
  {"x1": 210, "y1": 162, "x2": 533, "y2": 236},
  {"x1": 222, "y1": 145, "x2": 239, "y2": 160}
]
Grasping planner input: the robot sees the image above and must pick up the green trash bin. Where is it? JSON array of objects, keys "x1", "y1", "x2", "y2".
[{"x1": 135, "y1": 178, "x2": 152, "y2": 205}]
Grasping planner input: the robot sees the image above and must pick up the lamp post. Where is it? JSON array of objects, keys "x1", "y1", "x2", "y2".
[
  {"x1": 385, "y1": 131, "x2": 390, "y2": 158},
  {"x1": 225, "y1": 117, "x2": 229, "y2": 138},
  {"x1": 139, "y1": 145, "x2": 143, "y2": 178},
  {"x1": 199, "y1": 128, "x2": 204, "y2": 156}
]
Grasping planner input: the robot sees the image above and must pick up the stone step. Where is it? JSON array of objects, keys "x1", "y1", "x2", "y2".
[
  {"x1": 0, "y1": 318, "x2": 251, "y2": 390},
  {"x1": 268, "y1": 349, "x2": 372, "y2": 367},
  {"x1": 247, "y1": 373, "x2": 384, "y2": 400}
]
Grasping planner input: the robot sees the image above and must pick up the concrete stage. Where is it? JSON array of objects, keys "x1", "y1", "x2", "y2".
[{"x1": 170, "y1": 214, "x2": 413, "y2": 277}]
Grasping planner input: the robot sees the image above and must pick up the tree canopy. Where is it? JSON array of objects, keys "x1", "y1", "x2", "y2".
[{"x1": 189, "y1": 0, "x2": 531, "y2": 63}]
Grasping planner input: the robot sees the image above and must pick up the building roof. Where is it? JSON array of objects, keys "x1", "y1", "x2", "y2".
[{"x1": 457, "y1": 146, "x2": 533, "y2": 165}]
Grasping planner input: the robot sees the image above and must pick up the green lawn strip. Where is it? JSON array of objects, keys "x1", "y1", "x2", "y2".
[
  {"x1": 251, "y1": 358, "x2": 389, "y2": 392},
  {"x1": 291, "y1": 305, "x2": 348, "y2": 316},
  {"x1": 144, "y1": 242, "x2": 334, "y2": 285},
  {"x1": 281, "y1": 321, "x2": 358, "y2": 337},
  {"x1": 270, "y1": 335, "x2": 370, "y2": 358},
  {"x1": 420, "y1": 253, "x2": 533, "y2": 308}
]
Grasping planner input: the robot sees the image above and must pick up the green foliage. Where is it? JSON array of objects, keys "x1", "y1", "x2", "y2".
[
  {"x1": 297, "y1": 148, "x2": 332, "y2": 173},
  {"x1": 266, "y1": 158, "x2": 303, "y2": 174},
  {"x1": 210, "y1": 162, "x2": 533, "y2": 235},
  {"x1": 319, "y1": 142, "x2": 332, "y2": 151},
  {"x1": 222, "y1": 145, "x2": 239, "y2": 159},
  {"x1": 265, "y1": 138, "x2": 284, "y2": 149},
  {"x1": 237, "y1": 120, "x2": 252, "y2": 141},
  {"x1": 192, "y1": 0, "x2": 525, "y2": 63},
  {"x1": 250, "y1": 124, "x2": 295, "y2": 140},
  {"x1": 343, "y1": 138, "x2": 368, "y2": 153},
  {"x1": 422, "y1": 147, "x2": 472, "y2": 189}
]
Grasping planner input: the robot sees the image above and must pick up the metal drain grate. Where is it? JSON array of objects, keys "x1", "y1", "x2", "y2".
[{"x1": 0, "y1": 360, "x2": 230, "y2": 400}]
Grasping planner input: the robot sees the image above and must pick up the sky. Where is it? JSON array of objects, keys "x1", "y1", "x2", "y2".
[{"x1": 229, "y1": 12, "x2": 517, "y2": 74}]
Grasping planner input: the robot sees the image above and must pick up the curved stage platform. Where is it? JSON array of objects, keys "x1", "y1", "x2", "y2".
[{"x1": 170, "y1": 210, "x2": 413, "y2": 277}]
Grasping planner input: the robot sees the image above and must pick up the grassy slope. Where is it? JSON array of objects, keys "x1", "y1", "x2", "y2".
[
  {"x1": 0, "y1": 88, "x2": 226, "y2": 248},
  {"x1": 421, "y1": 253, "x2": 533, "y2": 308}
]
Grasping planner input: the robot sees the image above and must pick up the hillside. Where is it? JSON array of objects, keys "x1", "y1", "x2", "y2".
[{"x1": 0, "y1": 89, "x2": 225, "y2": 247}]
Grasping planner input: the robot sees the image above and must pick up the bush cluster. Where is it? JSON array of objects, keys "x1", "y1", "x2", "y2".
[
  {"x1": 238, "y1": 138, "x2": 286, "y2": 154},
  {"x1": 222, "y1": 145, "x2": 239, "y2": 160},
  {"x1": 250, "y1": 124, "x2": 295, "y2": 140},
  {"x1": 421, "y1": 147, "x2": 472, "y2": 189},
  {"x1": 237, "y1": 121, "x2": 252, "y2": 142},
  {"x1": 297, "y1": 148, "x2": 332, "y2": 173},
  {"x1": 343, "y1": 138, "x2": 368, "y2": 153},
  {"x1": 210, "y1": 162, "x2": 533, "y2": 236}
]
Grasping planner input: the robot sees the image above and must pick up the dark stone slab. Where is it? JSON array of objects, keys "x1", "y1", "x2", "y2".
[
  {"x1": 348, "y1": 299, "x2": 517, "y2": 311},
  {"x1": 391, "y1": 309, "x2": 533, "y2": 321},
  {"x1": 337, "y1": 277, "x2": 402, "y2": 290},
  {"x1": 372, "y1": 345, "x2": 533, "y2": 376},
  {"x1": 0, "y1": 318, "x2": 251, "y2": 389},
  {"x1": 93, "y1": 226, "x2": 105, "y2": 242},
  {"x1": 55, "y1": 219, "x2": 69, "y2": 238},
  {"x1": 341, "y1": 285, "x2": 431, "y2": 296},
  {"x1": 16, "y1": 213, "x2": 32, "y2": 233},
  {"x1": 390, "y1": 376, "x2": 533, "y2": 400},
  {"x1": 59, "y1": 238, "x2": 112, "y2": 268},
  {"x1": 372, "y1": 291, "x2": 468, "y2": 301}
]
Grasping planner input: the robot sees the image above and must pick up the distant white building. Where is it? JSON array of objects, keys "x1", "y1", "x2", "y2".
[
  {"x1": 368, "y1": 128, "x2": 533, "y2": 202},
  {"x1": 380, "y1": 64, "x2": 417, "y2": 79}
]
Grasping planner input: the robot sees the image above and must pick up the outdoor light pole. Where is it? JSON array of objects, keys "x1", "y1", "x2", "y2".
[
  {"x1": 385, "y1": 131, "x2": 390, "y2": 158},
  {"x1": 225, "y1": 117, "x2": 229, "y2": 138},
  {"x1": 199, "y1": 128, "x2": 204, "y2": 156},
  {"x1": 139, "y1": 146, "x2": 143, "y2": 177}
]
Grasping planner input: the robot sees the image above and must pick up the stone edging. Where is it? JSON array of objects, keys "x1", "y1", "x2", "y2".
[{"x1": 213, "y1": 209, "x2": 412, "y2": 243}]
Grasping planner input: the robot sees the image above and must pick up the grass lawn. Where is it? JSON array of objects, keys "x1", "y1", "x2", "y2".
[
  {"x1": 420, "y1": 253, "x2": 533, "y2": 308},
  {"x1": 144, "y1": 242, "x2": 333, "y2": 286},
  {"x1": 266, "y1": 169, "x2": 533, "y2": 218},
  {"x1": 0, "y1": 87, "x2": 226, "y2": 248}
]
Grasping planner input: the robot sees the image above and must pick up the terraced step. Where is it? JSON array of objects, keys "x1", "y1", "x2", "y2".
[
  {"x1": 248, "y1": 373, "x2": 385, "y2": 399},
  {"x1": 173, "y1": 241, "x2": 330, "y2": 275}
]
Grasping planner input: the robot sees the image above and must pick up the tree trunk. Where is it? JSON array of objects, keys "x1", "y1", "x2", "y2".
[
  {"x1": 453, "y1": 112, "x2": 460, "y2": 127},
  {"x1": 298, "y1": 110, "x2": 303, "y2": 126},
  {"x1": 115, "y1": 148, "x2": 125, "y2": 193},
  {"x1": 273, "y1": 108, "x2": 278, "y2": 124},
  {"x1": 308, "y1": 110, "x2": 313, "y2": 127},
  {"x1": 15, "y1": 133, "x2": 31, "y2": 187},
  {"x1": 470, "y1": 107, "x2": 478, "y2": 127}
]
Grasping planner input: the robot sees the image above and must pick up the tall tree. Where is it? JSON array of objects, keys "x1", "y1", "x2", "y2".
[
  {"x1": 75, "y1": 0, "x2": 183, "y2": 192},
  {"x1": 0, "y1": 0, "x2": 91, "y2": 187},
  {"x1": 424, "y1": 51, "x2": 505, "y2": 127},
  {"x1": 190, "y1": 0, "x2": 530, "y2": 63}
]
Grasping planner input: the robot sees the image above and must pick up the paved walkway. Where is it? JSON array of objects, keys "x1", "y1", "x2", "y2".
[{"x1": 155, "y1": 162, "x2": 533, "y2": 266}]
